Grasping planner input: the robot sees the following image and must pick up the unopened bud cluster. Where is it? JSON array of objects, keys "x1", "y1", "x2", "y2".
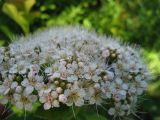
[{"x1": 0, "y1": 27, "x2": 150, "y2": 117}]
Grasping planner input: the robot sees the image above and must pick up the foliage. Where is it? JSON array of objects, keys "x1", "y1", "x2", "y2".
[{"x1": 0, "y1": 0, "x2": 160, "y2": 120}]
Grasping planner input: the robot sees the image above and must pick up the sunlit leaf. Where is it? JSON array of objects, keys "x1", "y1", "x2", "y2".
[
  {"x1": 24, "y1": 0, "x2": 36, "y2": 13},
  {"x1": 2, "y1": 3, "x2": 29, "y2": 34}
]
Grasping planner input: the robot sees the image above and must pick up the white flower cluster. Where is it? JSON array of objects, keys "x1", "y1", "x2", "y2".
[{"x1": 0, "y1": 26, "x2": 150, "y2": 117}]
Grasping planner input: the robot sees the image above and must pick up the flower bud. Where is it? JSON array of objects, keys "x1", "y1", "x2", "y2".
[
  {"x1": 78, "y1": 62, "x2": 84, "y2": 67},
  {"x1": 66, "y1": 83, "x2": 72, "y2": 88},
  {"x1": 56, "y1": 87, "x2": 63, "y2": 94},
  {"x1": 51, "y1": 91, "x2": 58, "y2": 99},
  {"x1": 94, "y1": 83, "x2": 100, "y2": 89},
  {"x1": 52, "y1": 100, "x2": 60, "y2": 107},
  {"x1": 58, "y1": 94, "x2": 67, "y2": 103},
  {"x1": 54, "y1": 80, "x2": 59, "y2": 85}
]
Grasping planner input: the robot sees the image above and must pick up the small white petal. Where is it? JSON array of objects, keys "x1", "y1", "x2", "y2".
[
  {"x1": 4, "y1": 88, "x2": 10, "y2": 95},
  {"x1": 107, "y1": 71, "x2": 114, "y2": 80},
  {"x1": 15, "y1": 86, "x2": 22, "y2": 93},
  {"x1": 19, "y1": 68, "x2": 27, "y2": 74},
  {"x1": 13, "y1": 94, "x2": 21, "y2": 101},
  {"x1": 24, "y1": 86, "x2": 34, "y2": 95},
  {"x1": 122, "y1": 84, "x2": 128, "y2": 90},
  {"x1": 75, "y1": 98, "x2": 84, "y2": 106},
  {"x1": 115, "y1": 78, "x2": 122, "y2": 85},
  {"x1": 11, "y1": 82, "x2": 18, "y2": 89},
  {"x1": 84, "y1": 74, "x2": 91, "y2": 80},
  {"x1": 90, "y1": 63, "x2": 97, "y2": 70},
  {"x1": 9, "y1": 66, "x2": 17, "y2": 73},
  {"x1": 28, "y1": 95, "x2": 37, "y2": 102},
  {"x1": 45, "y1": 67, "x2": 52, "y2": 74},
  {"x1": 39, "y1": 96, "x2": 46, "y2": 103},
  {"x1": 0, "y1": 86, "x2": 5, "y2": 93},
  {"x1": 92, "y1": 75, "x2": 100, "y2": 82},
  {"x1": 21, "y1": 79, "x2": 29, "y2": 86},
  {"x1": 50, "y1": 72, "x2": 60, "y2": 79}
]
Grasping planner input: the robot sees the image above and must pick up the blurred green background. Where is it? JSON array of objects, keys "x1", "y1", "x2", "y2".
[{"x1": 0, "y1": 0, "x2": 160, "y2": 120}]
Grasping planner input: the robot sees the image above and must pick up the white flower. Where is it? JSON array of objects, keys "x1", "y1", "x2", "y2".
[
  {"x1": 0, "y1": 26, "x2": 150, "y2": 116},
  {"x1": 0, "y1": 79, "x2": 17, "y2": 95},
  {"x1": 9, "y1": 61, "x2": 29, "y2": 74},
  {"x1": 50, "y1": 72, "x2": 61, "y2": 80},
  {"x1": 21, "y1": 74, "x2": 43, "y2": 94},
  {"x1": 87, "y1": 87, "x2": 103, "y2": 105},
  {"x1": 67, "y1": 75, "x2": 78, "y2": 82},
  {"x1": 29, "y1": 64, "x2": 40, "y2": 73},
  {"x1": 13, "y1": 93, "x2": 37, "y2": 110},
  {"x1": 38, "y1": 84, "x2": 54, "y2": 97},
  {"x1": 39, "y1": 91, "x2": 59, "y2": 110},
  {"x1": 64, "y1": 87, "x2": 85, "y2": 106}
]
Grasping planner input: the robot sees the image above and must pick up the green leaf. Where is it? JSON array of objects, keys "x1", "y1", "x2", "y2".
[
  {"x1": 2, "y1": 3, "x2": 29, "y2": 34},
  {"x1": 76, "y1": 106, "x2": 107, "y2": 120},
  {"x1": 0, "y1": 25, "x2": 14, "y2": 39},
  {"x1": 84, "y1": 114, "x2": 106, "y2": 120},
  {"x1": 35, "y1": 105, "x2": 107, "y2": 120},
  {"x1": 24, "y1": 0, "x2": 36, "y2": 13},
  {"x1": 0, "y1": 40, "x2": 5, "y2": 46},
  {"x1": 35, "y1": 106, "x2": 80, "y2": 120}
]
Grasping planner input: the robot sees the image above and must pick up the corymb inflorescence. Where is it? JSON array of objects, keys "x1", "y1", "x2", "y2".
[{"x1": 0, "y1": 26, "x2": 150, "y2": 118}]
